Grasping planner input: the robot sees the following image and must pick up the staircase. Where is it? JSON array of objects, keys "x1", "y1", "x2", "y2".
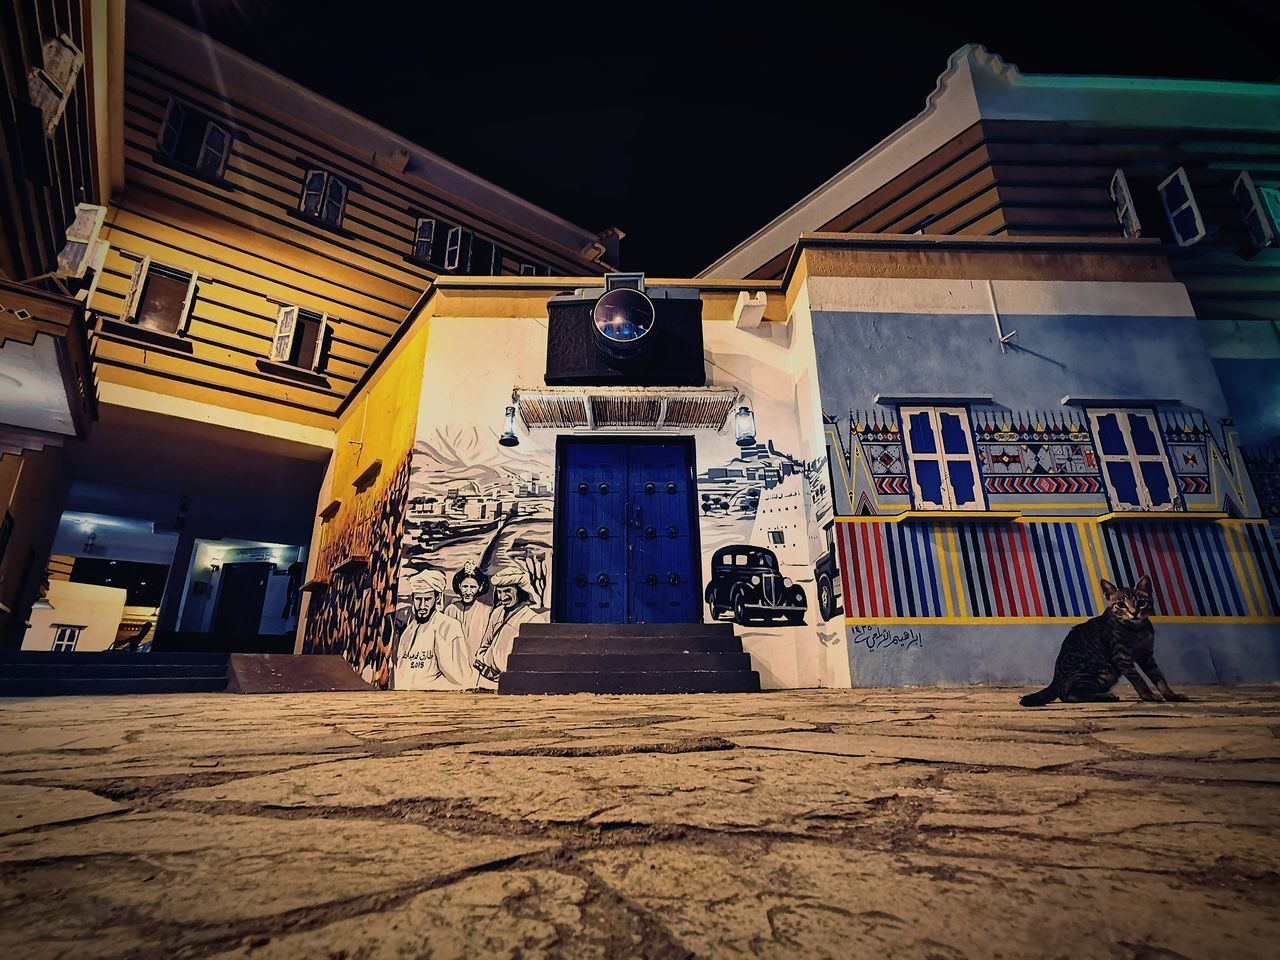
[
  {"x1": 498, "y1": 622, "x2": 761, "y2": 695},
  {"x1": 0, "y1": 651, "x2": 230, "y2": 697}
]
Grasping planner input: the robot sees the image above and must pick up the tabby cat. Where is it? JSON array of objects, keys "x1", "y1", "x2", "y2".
[{"x1": 1020, "y1": 575, "x2": 1188, "y2": 707}]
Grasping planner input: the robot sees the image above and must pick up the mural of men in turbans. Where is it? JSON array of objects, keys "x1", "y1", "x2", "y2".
[
  {"x1": 396, "y1": 568, "x2": 475, "y2": 690},
  {"x1": 445, "y1": 561, "x2": 492, "y2": 663},
  {"x1": 474, "y1": 565, "x2": 546, "y2": 689}
]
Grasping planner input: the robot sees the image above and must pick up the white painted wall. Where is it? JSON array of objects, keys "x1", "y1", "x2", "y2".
[{"x1": 404, "y1": 296, "x2": 847, "y2": 689}]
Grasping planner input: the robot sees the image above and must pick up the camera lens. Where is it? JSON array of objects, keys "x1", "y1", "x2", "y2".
[
  {"x1": 593, "y1": 288, "x2": 655, "y2": 343},
  {"x1": 591, "y1": 287, "x2": 657, "y2": 365}
]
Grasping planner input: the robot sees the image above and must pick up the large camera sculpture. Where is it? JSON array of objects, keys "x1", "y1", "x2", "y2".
[{"x1": 544, "y1": 274, "x2": 705, "y2": 386}]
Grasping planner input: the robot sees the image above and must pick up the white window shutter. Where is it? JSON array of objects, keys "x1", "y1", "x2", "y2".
[
  {"x1": 65, "y1": 203, "x2": 106, "y2": 244},
  {"x1": 312, "y1": 314, "x2": 331, "y2": 371},
  {"x1": 178, "y1": 272, "x2": 199, "y2": 334},
  {"x1": 413, "y1": 218, "x2": 435, "y2": 261},
  {"x1": 300, "y1": 170, "x2": 325, "y2": 216},
  {"x1": 271, "y1": 306, "x2": 298, "y2": 362},
  {"x1": 56, "y1": 203, "x2": 107, "y2": 279},
  {"x1": 159, "y1": 100, "x2": 185, "y2": 157},
  {"x1": 323, "y1": 177, "x2": 347, "y2": 225},
  {"x1": 197, "y1": 122, "x2": 231, "y2": 177},
  {"x1": 122, "y1": 256, "x2": 150, "y2": 322},
  {"x1": 444, "y1": 226, "x2": 464, "y2": 271}
]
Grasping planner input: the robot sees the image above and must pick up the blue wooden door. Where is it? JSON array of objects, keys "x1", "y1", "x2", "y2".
[{"x1": 556, "y1": 439, "x2": 700, "y2": 624}]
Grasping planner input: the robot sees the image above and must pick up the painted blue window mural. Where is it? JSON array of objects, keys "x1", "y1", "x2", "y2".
[
  {"x1": 1088, "y1": 408, "x2": 1177, "y2": 512},
  {"x1": 901, "y1": 406, "x2": 984, "y2": 511}
]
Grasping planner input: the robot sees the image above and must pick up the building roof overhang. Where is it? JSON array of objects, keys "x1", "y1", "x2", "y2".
[
  {"x1": 699, "y1": 44, "x2": 1280, "y2": 281},
  {"x1": 0, "y1": 279, "x2": 98, "y2": 457}
]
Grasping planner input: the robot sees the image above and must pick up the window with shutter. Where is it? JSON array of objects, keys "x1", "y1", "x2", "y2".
[
  {"x1": 1157, "y1": 168, "x2": 1206, "y2": 247},
  {"x1": 298, "y1": 170, "x2": 348, "y2": 227},
  {"x1": 197, "y1": 123, "x2": 231, "y2": 178},
  {"x1": 121, "y1": 256, "x2": 150, "y2": 321},
  {"x1": 268, "y1": 307, "x2": 329, "y2": 372},
  {"x1": 412, "y1": 218, "x2": 436, "y2": 262},
  {"x1": 444, "y1": 226, "x2": 470, "y2": 271},
  {"x1": 123, "y1": 258, "x2": 196, "y2": 336},
  {"x1": 901, "y1": 406, "x2": 984, "y2": 511},
  {"x1": 300, "y1": 170, "x2": 326, "y2": 217},
  {"x1": 1088, "y1": 409, "x2": 1177, "y2": 512},
  {"x1": 156, "y1": 99, "x2": 233, "y2": 181},
  {"x1": 158, "y1": 100, "x2": 186, "y2": 158},
  {"x1": 271, "y1": 306, "x2": 298, "y2": 362},
  {"x1": 321, "y1": 177, "x2": 347, "y2": 226}
]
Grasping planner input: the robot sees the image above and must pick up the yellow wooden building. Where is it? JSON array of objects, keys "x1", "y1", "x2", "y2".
[{"x1": 1, "y1": 0, "x2": 617, "y2": 652}]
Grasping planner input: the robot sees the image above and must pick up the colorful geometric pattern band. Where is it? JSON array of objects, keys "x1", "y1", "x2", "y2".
[
  {"x1": 874, "y1": 476, "x2": 911, "y2": 495},
  {"x1": 984, "y1": 476, "x2": 1103, "y2": 495},
  {"x1": 836, "y1": 519, "x2": 1280, "y2": 621}
]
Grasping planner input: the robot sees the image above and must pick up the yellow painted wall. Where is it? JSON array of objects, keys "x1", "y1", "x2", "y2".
[{"x1": 300, "y1": 311, "x2": 431, "y2": 683}]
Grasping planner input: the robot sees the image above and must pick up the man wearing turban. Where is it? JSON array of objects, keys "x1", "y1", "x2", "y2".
[
  {"x1": 474, "y1": 565, "x2": 545, "y2": 690},
  {"x1": 395, "y1": 567, "x2": 475, "y2": 690}
]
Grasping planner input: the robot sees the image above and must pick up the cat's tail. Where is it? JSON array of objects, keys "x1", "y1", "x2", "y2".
[{"x1": 1019, "y1": 684, "x2": 1057, "y2": 707}]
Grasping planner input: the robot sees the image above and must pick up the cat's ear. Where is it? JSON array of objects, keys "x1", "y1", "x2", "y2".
[
  {"x1": 1100, "y1": 579, "x2": 1119, "y2": 601},
  {"x1": 1135, "y1": 575, "x2": 1152, "y2": 596}
]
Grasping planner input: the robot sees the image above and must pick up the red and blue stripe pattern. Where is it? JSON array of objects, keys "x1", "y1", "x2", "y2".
[{"x1": 836, "y1": 518, "x2": 1280, "y2": 621}]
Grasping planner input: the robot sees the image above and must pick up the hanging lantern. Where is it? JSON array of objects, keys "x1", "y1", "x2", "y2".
[
  {"x1": 499, "y1": 404, "x2": 520, "y2": 447},
  {"x1": 734, "y1": 404, "x2": 757, "y2": 447}
]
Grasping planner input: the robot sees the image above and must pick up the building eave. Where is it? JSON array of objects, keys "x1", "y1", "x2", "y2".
[{"x1": 126, "y1": 3, "x2": 610, "y2": 267}]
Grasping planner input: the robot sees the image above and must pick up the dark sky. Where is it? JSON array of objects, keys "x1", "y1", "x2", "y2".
[{"x1": 145, "y1": 0, "x2": 1280, "y2": 276}]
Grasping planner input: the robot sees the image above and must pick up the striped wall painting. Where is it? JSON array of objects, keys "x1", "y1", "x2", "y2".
[{"x1": 836, "y1": 518, "x2": 1280, "y2": 622}]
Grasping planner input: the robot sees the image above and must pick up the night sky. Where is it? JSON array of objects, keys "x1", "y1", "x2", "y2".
[{"x1": 145, "y1": 0, "x2": 1280, "y2": 276}]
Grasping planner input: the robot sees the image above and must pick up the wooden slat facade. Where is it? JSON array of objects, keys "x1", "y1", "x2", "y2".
[
  {"x1": 748, "y1": 119, "x2": 1280, "y2": 301},
  {"x1": 86, "y1": 36, "x2": 611, "y2": 428}
]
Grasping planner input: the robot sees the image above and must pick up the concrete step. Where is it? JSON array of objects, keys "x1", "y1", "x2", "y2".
[
  {"x1": 0, "y1": 651, "x2": 228, "y2": 666},
  {"x1": 519, "y1": 622, "x2": 735, "y2": 640},
  {"x1": 505, "y1": 652, "x2": 752, "y2": 673},
  {"x1": 226, "y1": 654, "x2": 373, "y2": 693},
  {"x1": 0, "y1": 676, "x2": 229, "y2": 697},
  {"x1": 510, "y1": 634, "x2": 744, "y2": 654},
  {"x1": 1, "y1": 662, "x2": 230, "y2": 680},
  {"x1": 498, "y1": 669, "x2": 761, "y2": 695}
]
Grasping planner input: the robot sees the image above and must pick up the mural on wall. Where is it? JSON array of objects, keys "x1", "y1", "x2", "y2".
[
  {"x1": 972, "y1": 410, "x2": 1102, "y2": 496},
  {"x1": 828, "y1": 405, "x2": 1259, "y2": 519},
  {"x1": 695, "y1": 438, "x2": 842, "y2": 627},
  {"x1": 393, "y1": 425, "x2": 550, "y2": 689},
  {"x1": 836, "y1": 517, "x2": 1280, "y2": 621},
  {"x1": 302, "y1": 451, "x2": 411, "y2": 688}
]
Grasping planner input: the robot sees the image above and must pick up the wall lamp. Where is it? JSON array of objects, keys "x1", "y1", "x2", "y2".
[
  {"x1": 499, "y1": 403, "x2": 520, "y2": 447},
  {"x1": 734, "y1": 401, "x2": 757, "y2": 447}
]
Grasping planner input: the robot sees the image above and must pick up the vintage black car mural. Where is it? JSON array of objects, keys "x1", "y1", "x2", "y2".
[
  {"x1": 706, "y1": 545, "x2": 807, "y2": 625},
  {"x1": 814, "y1": 520, "x2": 843, "y2": 622}
]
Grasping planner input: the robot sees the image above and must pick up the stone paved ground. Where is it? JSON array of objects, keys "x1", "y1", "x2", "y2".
[{"x1": 0, "y1": 687, "x2": 1278, "y2": 960}]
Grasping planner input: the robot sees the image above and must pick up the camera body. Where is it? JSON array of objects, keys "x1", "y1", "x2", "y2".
[{"x1": 544, "y1": 276, "x2": 705, "y2": 386}]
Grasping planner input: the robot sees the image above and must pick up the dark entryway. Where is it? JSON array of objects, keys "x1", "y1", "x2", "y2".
[
  {"x1": 212, "y1": 562, "x2": 272, "y2": 634},
  {"x1": 553, "y1": 438, "x2": 702, "y2": 624}
]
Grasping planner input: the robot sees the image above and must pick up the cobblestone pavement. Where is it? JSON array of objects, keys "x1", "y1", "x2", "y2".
[{"x1": 1, "y1": 687, "x2": 1278, "y2": 959}]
